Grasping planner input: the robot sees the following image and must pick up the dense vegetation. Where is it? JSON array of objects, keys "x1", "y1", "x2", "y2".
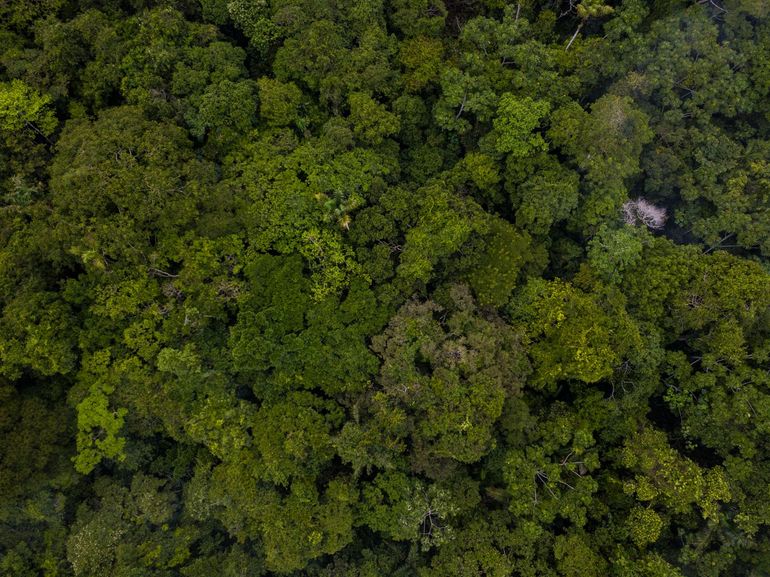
[{"x1": 2, "y1": 0, "x2": 770, "y2": 575}]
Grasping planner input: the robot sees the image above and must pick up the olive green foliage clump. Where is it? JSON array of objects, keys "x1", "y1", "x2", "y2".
[{"x1": 2, "y1": 1, "x2": 770, "y2": 576}]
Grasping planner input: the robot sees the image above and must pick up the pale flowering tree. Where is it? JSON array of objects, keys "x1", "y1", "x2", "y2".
[{"x1": 622, "y1": 198, "x2": 667, "y2": 229}]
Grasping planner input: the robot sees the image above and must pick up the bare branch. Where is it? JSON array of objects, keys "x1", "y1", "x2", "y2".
[
  {"x1": 455, "y1": 92, "x2": 467, "y2": 120},
  {"x1": 622, "y1": 198, "x2": 667, "y2": 229}
]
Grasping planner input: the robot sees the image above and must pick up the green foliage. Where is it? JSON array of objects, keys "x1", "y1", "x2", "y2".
[
  {"x1": 554, "y1": 532, "x2": 606, "y2": 577},
  {"x1": 5, "y1": 2, "x2": 770, "y2": 576},
  {"x1": 226, "y1": 0, "x2": 279, "y2": 50},
  {"x1": 587, "y1": 224, "x2": 645, "y2": 284},
  {"x1": 186, "y1": 79, "x2": 257, "y2": 140},
  {"x1": 389, "y1": 0, "x2": 447, "y2": 37},
  {"x1": 493, "y1": 94, "x2": 550, "y2": 157},
  {"x1": 259, "y1": 479, "x2": 356, "y2": 572},
  {"x1": 576, "y1": 0, "x2": 614, "y2": 20},
  {"x1": 509, "y1": 278, "x2": 636, "y2": 387},
  {"x1": 397, "y1": 181, "x2": 488, "y2": 286},
  {"x1": 0, "y1": 291, "x2": 77, "y2": 378},
  {"x1": 434, "y1": 67, "x2": 498, "y2": 133},
  {"x1": 399, "y1": 36, "x2": 444, "y2": 92},
  {"x1": 464, "y1": 217, "x2": 532, "y2": 307},
  {"x1": 49, "y1": 105, "x2": 215, "y2": 264},
  {"x1": 510, "y1": 155, "x2": 581, "y2": 235},
  {"x1": 273, "y1": 19, "x2": 348, "y2": 97},
  {"x1": 251, "y1": 393, "x2": 336, "y2": 485},
  {"x1": 348, "y1": 92, "x2": 401, "y2": 145},
  {"x1": 257, "y1": 77, "x2": 303, "y2": 127},
  {"x1": 0, "y1": 0, "x2": 63, "y2": 31},
  {"x1": 230, "y1": 255, "x2": 384, "y2": 398},
  {"x1": 0, "y1": 80, "x2": 57, "y2": 137},
  {"x1": 369, "y1": 285, "x2": 529, "y2": 466},
  {"x1": 360, "y1": 472, "x2": 463, "y2": 547},
  {"x1": 621, "y1": 428, "x2": 732, "y2": 519},
  {"x1": 627, "y1": 507, "x2": 664, "y2": 548},
  {"x1": 549, "y1": 95, "x2": 653, "y2": 226},
  {"x1": 417, "y1": 512, "x2": 518, "y2": 577},
  {"x1": 0, "y1": 384, "x2": 71, "y2": 510},
  {"x1": 501, "y1": 397, "x2": 604, "y2": 527},
  {"x1": 73, "y1": 351, "x2": 129, "y2": 474}
]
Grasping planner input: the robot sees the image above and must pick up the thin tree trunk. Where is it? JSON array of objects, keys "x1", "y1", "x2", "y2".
[{"x1": 565, "y1": 22, "x2": 583, "y2": 51}]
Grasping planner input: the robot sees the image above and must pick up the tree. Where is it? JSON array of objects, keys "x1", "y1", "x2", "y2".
[
  {"x1": 587, "y1": 224, "x2": 645, "y2": 285},
  {"x1": 501, "y1": 398, "x2": 603, "y2": 528},
  {"x1": 463, "y1": 217, "x2": 533, "y2": 308},
  {"x1": 509, "y1": 154, "x2": 581, "y2": 236},
  {"x1": 0, "y1": 0, "x2": 63, "y2": 31},
  {"x1": 492, "y1": 94, "x2": 550, "y2": 157},
  {"x1": 257, "y1": 77, "x2": 303, "y2": 127},
  {"x1": 433, "y1": 67, "x2": 498, "y2": 134},
  {"x1": 72, "y1": 350, "x2": 129, "y2": 474},
  {"x1": 399, "y1": 36, "x2": 444, "y2": 92},
  {"x1": 226, "y1": 0, "x2": 279, "y2": 51},
  {"x1": 368, "y1": 285, "x2": 529, "y2": 467},
  {"x1": 186, "y1": 79, "x2": 257, "y2": 143},
  {"x1": 0, "y1": 80, "x2": 57, "y2": 139},
  {"x1": 49, "y1": 106, "x2": 215, "y2": 267},
  {"x1": 348, "y1": 92, "x2": 401, "y2": 145},
  {"x1": 0, "y1": 291, "x2": 77, "y2": 379},
  {"x1": 549, "y1": 95, "x2": 653, "y2": 227},
  {"x1": 508, "y1": 278, "x2": 639, "y2": 388},
  {"x1": 388, "y1": 0, "x2": 447, "y2": 37},
  {"x1": 554, "y1": 532, "x2": 607, "y2": 577},
  {"x1": 621, "y1": 428, "x2": 731, "y2": 520},
  {"x1": 563, "y1": 1, "x2": 614, "y2": 50},
  {"x1": 230, "y1": 255, "x2": 385, "y2": 399},
  {"x1": 396, "y1": 181, "x2": 488, "y2": 287}
]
